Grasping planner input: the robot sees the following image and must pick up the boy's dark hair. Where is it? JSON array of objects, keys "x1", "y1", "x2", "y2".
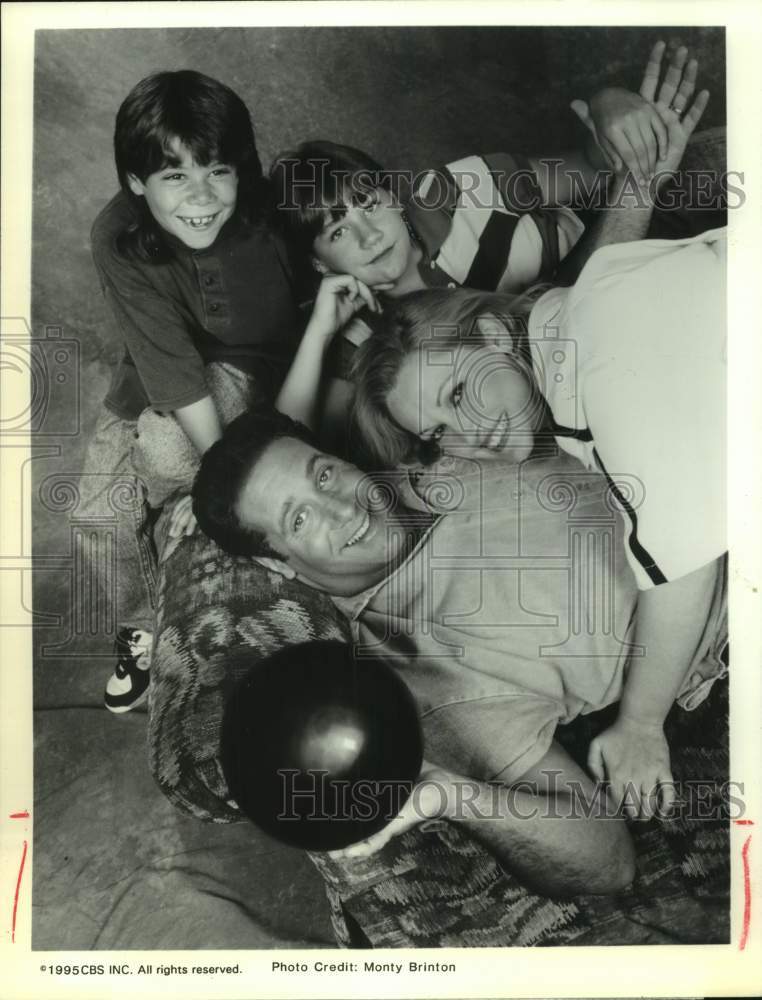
[
  {"x1": 114, "y1": 69, "x2": 267, "y2": 261},
  {"x1": 192, "y1": 408, "x2": 317, "y2": 559},
  {"x1": 269, "y1": 140, "x2": 391, "y2": 264}
]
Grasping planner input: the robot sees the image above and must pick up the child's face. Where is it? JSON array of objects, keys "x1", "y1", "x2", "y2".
[
  {"x1": 311, "y1": 188, "x2": 413, "y2": 288},
  {"x1": 385, "y1": 321, "x2": 542, "y2": 465},
  {"x1": 128, "y1": 140, "x2": 238, "y2": 250}
]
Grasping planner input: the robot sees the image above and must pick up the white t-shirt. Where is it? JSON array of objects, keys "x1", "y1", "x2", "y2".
[{"x1": 528, "y1": 227, "x2": 727, "y2": 590}]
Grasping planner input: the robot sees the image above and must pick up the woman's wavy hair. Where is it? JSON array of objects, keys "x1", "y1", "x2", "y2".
[
  {"x1": 268, "y1": 140, "x2": 393, "y2": 268},
  {"x1": 114, "y1": 70, "x2": 267, "y2": 262},
  {"x1": 350, "y1": 285, "x2": 547, "y2": 470}
]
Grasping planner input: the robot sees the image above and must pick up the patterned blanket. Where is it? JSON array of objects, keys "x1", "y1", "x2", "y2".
[{"x1": 149, "y1": 502, "x2": 730, "y2": 948}]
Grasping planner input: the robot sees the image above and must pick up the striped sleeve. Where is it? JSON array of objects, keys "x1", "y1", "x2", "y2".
[
  {"x1": 409, "y1": 153, "x2": 583, "y2": 293},
  {"x1": 484, "y1": 151, "x2": 584, "y2": 276}
]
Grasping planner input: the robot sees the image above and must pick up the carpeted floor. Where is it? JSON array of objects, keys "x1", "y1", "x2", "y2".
[{"x1": 33, "y1": 704, "x2": 335, "y2": 949}]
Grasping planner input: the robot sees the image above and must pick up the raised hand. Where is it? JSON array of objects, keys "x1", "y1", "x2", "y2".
[
  {"x1": 651, "y1": 90, "x2": 710, "y2": 180},
  {"x1": 640, "y1": 40, "x2": 699, "y2": 117},
  {"x1": 642, "y1": 40, "x2": 709, "y2": 177},
  {"x1": 571, "y1": 40, "x2": 708, "y2": 185},
  {"x1": 573, "y1": 88, "x2": 668, "y2": 183}
]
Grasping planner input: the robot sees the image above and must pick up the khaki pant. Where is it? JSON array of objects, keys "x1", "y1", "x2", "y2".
[
  {"x1": 79, "y1": 360, "x2": 274, "y2": 635},
  {"x1": 78, "y1": 406, "x2": 156, "y2": 632}
]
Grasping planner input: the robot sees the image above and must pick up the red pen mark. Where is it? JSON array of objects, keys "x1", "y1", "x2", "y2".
[
  {"x1": 735, "y1": 819, "x2": 755, "y2": 826},
  {"x1": 9, "y1": 811, "x2": 29, "y2": 819},
  {"x1": 11, "y1": 840, "x2": 28, "y2": 944},
  {"x1": 739, "y1": 834, "x2": 752, "y2": 951}
]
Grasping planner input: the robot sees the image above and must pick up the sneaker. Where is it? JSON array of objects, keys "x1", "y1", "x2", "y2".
[{"x1": 104, "y1": 627, "x2": 153, "y2": 714}]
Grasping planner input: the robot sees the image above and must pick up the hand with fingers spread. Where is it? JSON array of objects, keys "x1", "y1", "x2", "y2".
[
  {"x1": 571, "y1": 40, "x2": 707, "y2": 186},
  {"x1": 327, "y1": 762, "x2": 450, "y2": 861},
  {"x1": 587, "y1": 716, "x2": 676, "y2": 821},
  {"x1": 649, "y1": 92, "x2": 710, "y2": 184},
  {"x1": 641, "y1": 40, "x2": 700, "y2": 119},
  {"x1": 168, "y1": 493, "x2": 197, "y2": 538}
]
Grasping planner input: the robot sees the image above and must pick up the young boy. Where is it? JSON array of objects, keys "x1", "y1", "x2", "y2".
[{"x1": 87, "y1": 70, "x2": 302, "y2": 711}]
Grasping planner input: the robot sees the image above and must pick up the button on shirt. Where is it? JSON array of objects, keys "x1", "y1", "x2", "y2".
[{"x1": 91, "y1": 192, "x2": 304, "y2": 419}]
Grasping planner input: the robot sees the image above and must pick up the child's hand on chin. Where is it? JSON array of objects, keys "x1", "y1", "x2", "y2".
[{"x1": 587, "y1": 716, "x2": 675, "y2": 821}]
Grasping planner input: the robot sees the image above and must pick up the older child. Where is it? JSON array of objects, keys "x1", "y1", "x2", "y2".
[
  {"x1": 351, "y1": 226, "x2": 727, "y2": 818},
  {"x1": 88, "y1": 70, "x2": 303, "y2": 711}
]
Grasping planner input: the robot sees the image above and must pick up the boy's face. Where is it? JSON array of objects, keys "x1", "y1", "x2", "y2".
[
  {"x1": 128, "y1": 139, "x2": 238, "y2": 250},
  {"x1": 311, "y1": 188, "x2": 412, "y2": 288}
]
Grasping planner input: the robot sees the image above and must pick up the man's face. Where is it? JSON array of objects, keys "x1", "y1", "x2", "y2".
[
  {"x1": 128, "y1": 138, "x2": 238, "y2": 250},
  {"x1": 236, "y1": 437, "x2": 394, "y2": 596},
  {"x1": 311, "y1": 188, "x2": 412, "y2": 287}
]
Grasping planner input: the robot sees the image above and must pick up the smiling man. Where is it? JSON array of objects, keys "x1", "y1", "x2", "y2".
[{"x1": 191, "y1": 408, "x2": 727, "y2": 895}]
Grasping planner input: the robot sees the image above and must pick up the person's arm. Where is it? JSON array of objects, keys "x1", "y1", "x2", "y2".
[
  {"x1": 275, "y1": 274, "x2": 387, "y2": 432},
  {"x1": 552, "y1": 170, "x2": 655, "y2": 286},
  {"x1": 91, "y1": 234, "x2": 221, "y2": 537},
  {"x1": 587, "y1": 557, "x2": 720, "y2": 821},
  {"x1": 528, "y1": 40, "x2": 699, "y2": 208},
  {"x1": 554, "y1": 94, "x2": 709, "y2": 286},
  {"x1": 173, "y1": 394, "x2": 223, "y2": 454},
  {"x1": 91, "y1": 241, "x2": 212, "y2": 418},
  {"x1": 162, "y1": 396, "x2": 224, "y2": 538},
  {"x1": 332, "y1": 743, "x2": 636, "y2": 898},
  {"x1": 320, "y1": 377, "x2": 356, "y2": 457}
]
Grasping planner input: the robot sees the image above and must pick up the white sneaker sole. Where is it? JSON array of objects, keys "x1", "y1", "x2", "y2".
[{"x1": 105, "y1": 685, "x2": 149, "y2": 714}]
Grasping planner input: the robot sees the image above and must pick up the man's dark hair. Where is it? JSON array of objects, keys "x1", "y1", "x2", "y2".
[
  {"x1": 114, "y1": 69, "x2": 267, "y2": 261},
  {"x1": 192, "y1": 408, "x2": 317, "y2": 558}
]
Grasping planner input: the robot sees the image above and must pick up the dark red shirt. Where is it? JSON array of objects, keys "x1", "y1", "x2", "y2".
[{"x1": 91, "y1": 193, "x2": 304, "y2": 419}]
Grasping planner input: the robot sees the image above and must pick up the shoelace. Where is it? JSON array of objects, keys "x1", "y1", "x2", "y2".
[{"x1": 113, "y1": 630, "x2": 145, "y2": 678}]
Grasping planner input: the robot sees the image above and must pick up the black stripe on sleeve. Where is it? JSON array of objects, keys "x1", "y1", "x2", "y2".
[
  {"x1": 484, "y1": 151, "x2": 543, "y2": 212},
  {"x1": 593, "y1": 447, "x2": 667, "y2": 586},
  {"x1": 464, "y1": 211, "x2": 520, "y2": 291},
  {"x1": 484, "y1": 151, "x2": 560, "y2": 278},
  {"x1": 531, "y1": 209, "x2": 561, "y2": 276}
]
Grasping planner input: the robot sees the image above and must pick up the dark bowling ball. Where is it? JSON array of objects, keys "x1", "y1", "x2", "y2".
[{"x1": 221, "y1": 640, "x2": 423, "y2": 851}]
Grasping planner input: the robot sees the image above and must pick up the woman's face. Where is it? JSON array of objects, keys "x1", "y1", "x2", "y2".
[
  {"x1": 311, "y1": 188, "x2": 414, "y2": 288},
  {"x1": 385, "y1": 323, "x2": 542, "y2": 464}
]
